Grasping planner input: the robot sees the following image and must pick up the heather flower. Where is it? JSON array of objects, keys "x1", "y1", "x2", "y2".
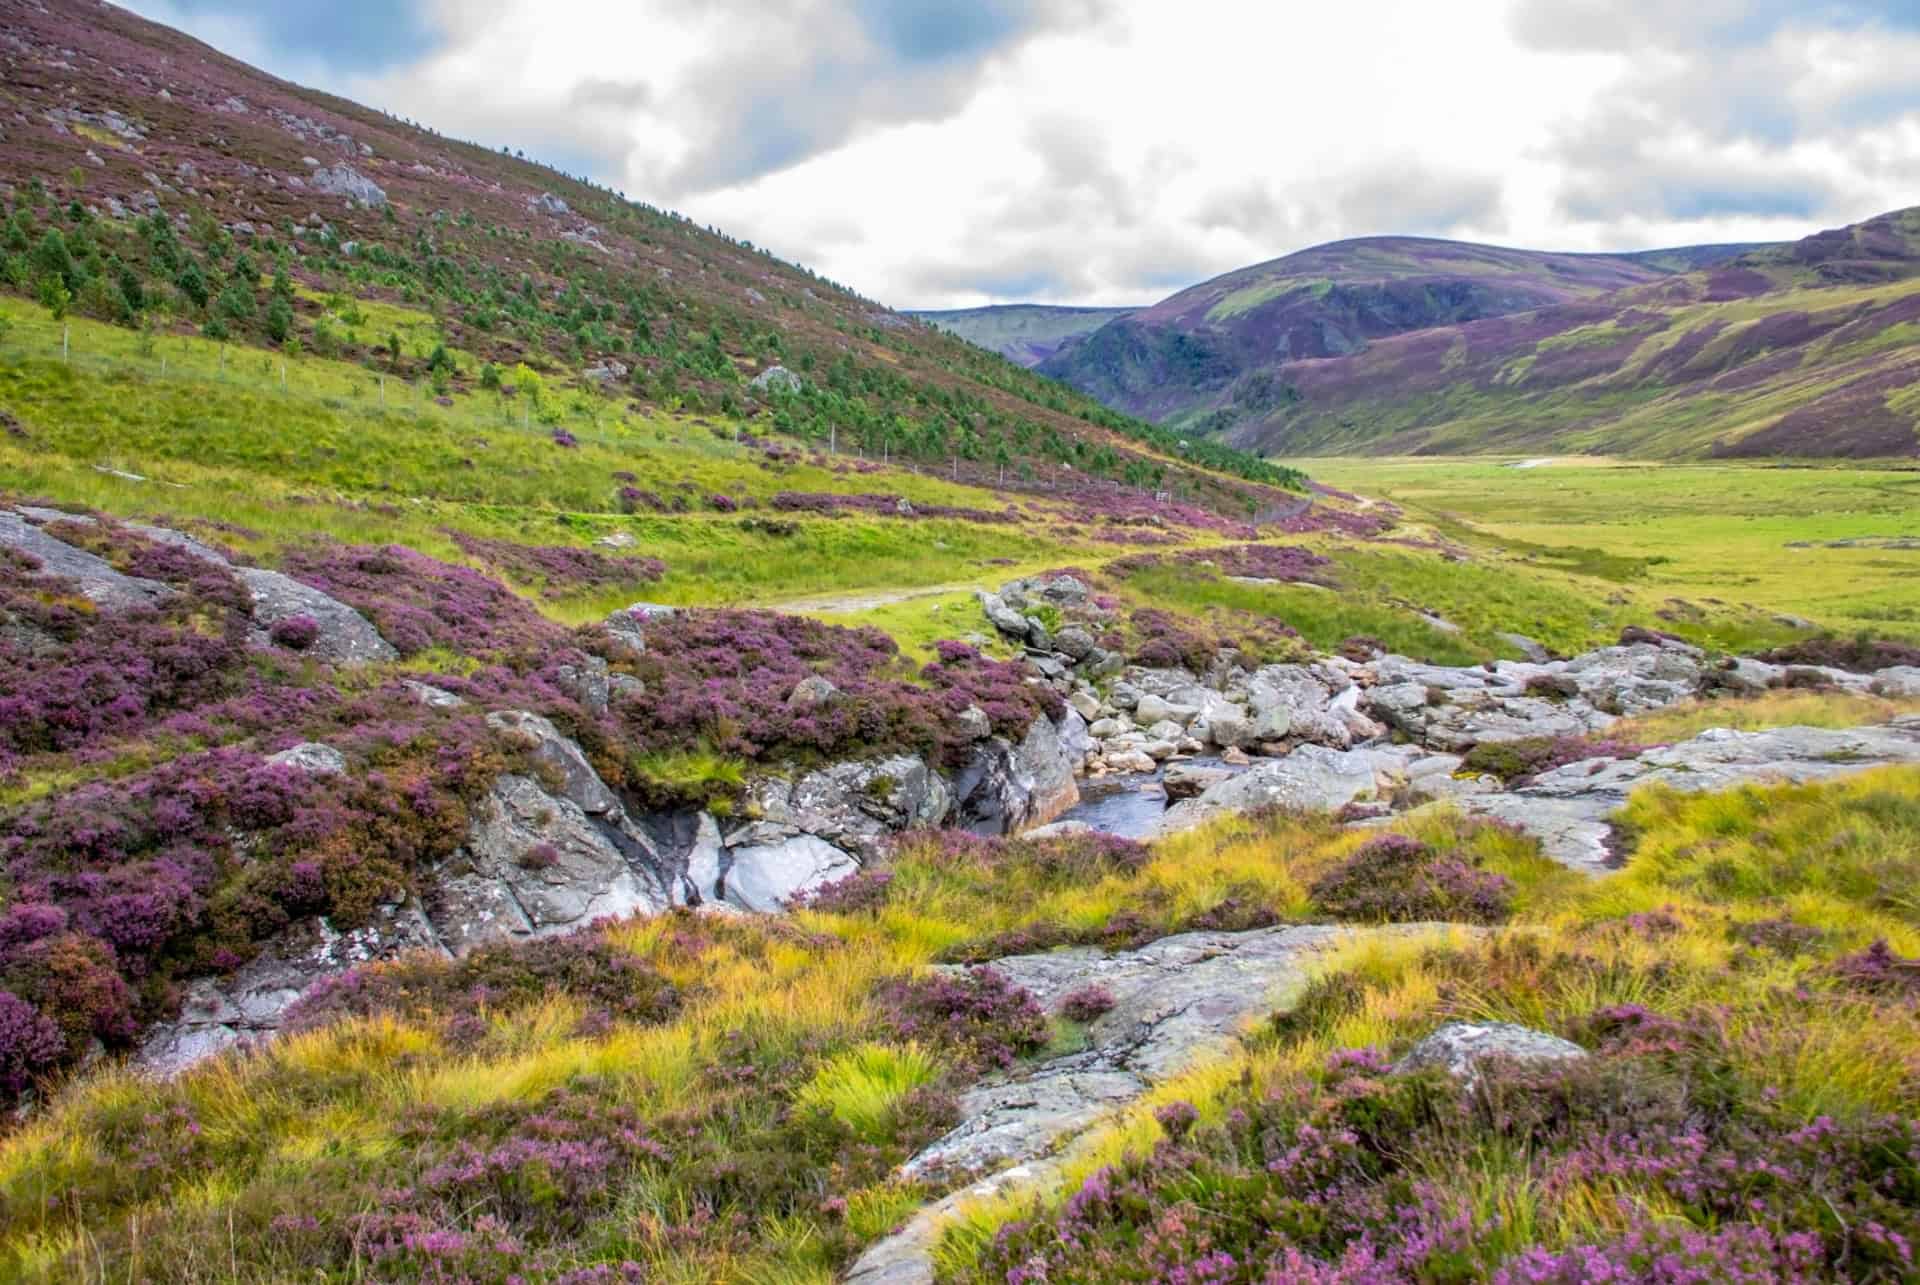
[
  {"x1": 267, "y1": 613, "x2": 320, "y2": 650},
  {"x1": 1058, "y1": 984, "x2": 1117, "y2": 1023}
]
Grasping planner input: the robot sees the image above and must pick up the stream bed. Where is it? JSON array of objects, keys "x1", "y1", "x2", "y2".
[{"x1": 1054, "y1": 756, "x2": 1249, "y2": 839}]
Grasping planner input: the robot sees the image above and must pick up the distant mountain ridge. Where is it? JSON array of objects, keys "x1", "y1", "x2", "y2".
[
  {"x1": 910, "y1": 304, "x2": 1142, "y2": 365},
  {"x1": 1033, "y1": 235, "x2": 1765, "y2": 428},
  {"x1": 1018, "y1": 216, "x2": 1920, "y2": 459}
]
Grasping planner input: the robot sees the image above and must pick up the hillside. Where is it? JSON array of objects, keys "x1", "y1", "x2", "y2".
[
  {"x1": 1035, "y1": 236, "x2": 1760, "y2": 428},
  {"x1": 1219, "y1": 208, "x2": 1920, "y2": 458},
  {"x1": 910, "y1": 304, "x2": 1140, "y2": 365},
  {"x1": 0, "y1": 0, "x2": 1298, "y2": 500}
]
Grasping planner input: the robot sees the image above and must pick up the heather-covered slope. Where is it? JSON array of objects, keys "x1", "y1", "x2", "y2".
[
  {"x1": 0, "y1": 0, "x2": 1296, "y2": 497},
  {"x1": 1036, "y1": 236, "x2": 1759, "y2": 429},
  {"x1": 911, "y1": 304, "x2": 1141, "y2": 366}
]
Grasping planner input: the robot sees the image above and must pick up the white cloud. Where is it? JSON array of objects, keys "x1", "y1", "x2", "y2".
[{"x1": 130, "y1": 0, "x2": 1920, "y2": 308}]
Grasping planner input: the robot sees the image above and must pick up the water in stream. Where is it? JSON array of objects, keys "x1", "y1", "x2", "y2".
[{"x1": 1055, "y1": 756, "x2": 1248, "y2": 839}]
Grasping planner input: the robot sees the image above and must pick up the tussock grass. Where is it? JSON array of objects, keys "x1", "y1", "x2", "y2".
[{"x1": 1612, "y1": 687, "x2": 1920, "y2": 741}]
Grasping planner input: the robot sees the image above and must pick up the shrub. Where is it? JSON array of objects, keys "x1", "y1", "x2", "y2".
[
  {"x1": 1309, "y1": 834, "x2": 1514, "y2": 924},
  {"x1": 283, "y1": 931, "x2": 680, "y2": 1034},
  {"x1": 872, "y1": 967, "x2": 1049, "y2": 1070},
  {"x1": 1758, "y1": 635, "x2": 1920, "y2": 674},
  {"x1": 267, "y1": 613, "x2": 320, "y2": 650},
  {"x1": 793, "y1": 868, "x2": 894, "y2": 915},
  {"x1": 1058, "y1": 984, "x2": 1116, "y2": 1023},
  {"x1": 1462, "y1": 735, "x2": 1650, "y2": 784}
]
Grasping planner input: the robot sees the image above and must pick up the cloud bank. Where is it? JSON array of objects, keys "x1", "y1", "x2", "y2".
[{"x1": 120, "y1": 0, "x2": 1920, "y2": 307}]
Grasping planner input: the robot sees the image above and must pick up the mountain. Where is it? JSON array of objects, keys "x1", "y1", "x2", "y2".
[
  {"x1": 910, "y1": 304, "x2": 1141, "y2": 365},
  {"x1": 0, "y1": 0, "x2": 1300, "y2": 500},
  {"x1": 1035, "y1": 235, "x2": 1766, "y2": 435},
  {"x1": 1210, "y1": 209, "x2": 1920, "y2": 459}
]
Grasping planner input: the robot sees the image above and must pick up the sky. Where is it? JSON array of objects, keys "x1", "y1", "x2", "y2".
[{"x1": 120, "y1": 0, "x2": 1920, "y2": 309}]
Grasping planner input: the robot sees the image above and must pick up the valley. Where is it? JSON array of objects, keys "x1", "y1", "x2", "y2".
[{"x1": 0, "y1": 3, "x2": 1918, "y2": 1284}]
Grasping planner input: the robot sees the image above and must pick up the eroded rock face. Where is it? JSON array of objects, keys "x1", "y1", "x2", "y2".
[
  {"x1": 952, "y1": 715, "x2": 1082, "y2": 834},
  {"x1": 721, "y1": 835, "x2": 859, "y2": 912},
  {"x1": 745, "y1": 754, "x2": 952, "y2": 864}
]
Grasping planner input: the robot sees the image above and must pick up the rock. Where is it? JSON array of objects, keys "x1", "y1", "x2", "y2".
[
  {"x1": 1088, "y1": 716, "x2": 1130, "y2": 739},
  {"x1": 1134, "y1": 694, "x2": 1200, "y2": 727},
  {"x1": 0, "y1": 511, "x2": 171, "y2": 610},
  {"x1": 1458, "y1": 721, "x2": 1920, "y2": 872},
  {"x1": 428, "y1": 773, "x2": 668, "y2": 954},
  {"x1": 1871, "y1": 666, "x2": 1920, "y2": 698},
  {"x1": 976, "y1": 591, "x2": 1030, "y2": 640},
  {"x1": 604, "y1": 601, "x2": 676, "y2": 652},
  {"x1": 486, "y1": 711, "x2": 622, "y2": 817},
  {"x1": 594, "y1": 530, "x2": 639, "y2": 550},
  {"x1": 849, "y1": 923, "x2": 1425, "y2": 1285},
  {"x1": 1162, "y1": 762, "x2": 1235, "y2": 800},
  {"x1": 266, "y1": 743, "x2": 346, "y2": 776},
  {"x1": 1023, "y1": 618, "x2": 1052, "y2": 652},
  {"x1": 1220, "y1": 746, "x2": 1251, "y2": 766},
  {"x1": 1143, "y1": 719, "x2": 1184, "y2": 744},
  {"x1": 749, "y1": 365, "x2": 803, "y2": 394},
  {"x1": 1068, "y1": 690, "x2": 1102, "y2": 721},
  {"x1": 1564, "y1": 642, "x2": 1704, "y2": 715},
  {"x1": 722, "y1": 835, "x2": 858, "y2": 912},
  {"x1": 308, "y1": 164, "x2": 386, "y2": 206},
  {"x1": 787, "y1": 675, "x2": 840, "y2": 708},
  {"x1": 1107, "y1": 750, "x2": 1159, "y2": 773},
  {"x1": 1205, "y1": 708, "x2": 1255, "y2": 748},
  {"x1": 1395, "y1": 1021, "x2": 1587, "y2": 1088},
  {"x1": 138, "y1": 901, "x2": 442, "y2": 1075},
  {"x1": 1020, "y1": 819, "x2": 1096, "y2": 840},
  {"x1": 555, "y1": 656, "x2": 613, "y2": 716},
  {"x1": 954, "y1": 705, "x2": 993, "y2": 741},
  {"x1": 583, "y1": 359, "x2": 629, "y2": 384},
  {"x1": 678, "y1": 813, "x2": 725, "y2": 906},
  {"x1": 530, "y1": 191, "x2": 571, "y2": 215},
  {"x1": 952, "y1": 715, "x2": 1082, "y2": 833},
  {"x1": 747, "y1": 754, "x2": 951, "y2": 862},
  {"x1": 1141, "y1": 740, "x2": 1179, "y2": 761},
  {"x1": 1157, "y1": 745, "x2": 1417, "y2": 835},
  {"x1": 1057, "y1": 707, "x2": 1092, "y2": 769},
  {"x1": 1053, "y1": 624, "x2": 1096, "y2": 661},
  {"x1": 403, "y1": 680, "x2": 466, "y2": 709},
  {"x1": 237, "y1": 567, "x2": 397, "y2": 664}
]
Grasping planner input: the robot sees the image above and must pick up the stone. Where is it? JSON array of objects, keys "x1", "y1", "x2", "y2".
[
  {"x1": 1457, "y1": 721, "x2": 1920, "y2": 872},
  {"x1": 1395, "y1": 1021, "x2": 1588, "y2": 1088},
  {"x1": 847, "y1": 923, "x2": 1429, "y2": 1285},
  {"x1": 1141, "y1": 740, "x2": 1179, "y2": 761},
  {"x1": 1053, "y1": 624, "x2": 1096, "y2": 660},
  {"x1": 266, "y1": 742, "x2": 346, "y2": 776},
  {"x1": 748, "y1": 754, "x2": 952, "y2": 862},
  {"x1": 1204, "y1": 708, "x2": 1255, "y2": 748},
  {"x1": 308, "y1": 164, "x2": 386, "y2": 206},
  {"x1": 583, "y1": 359, "x2": 629, "y2": 384},
  {"x1": 604, "y1": 601, "x2": 676, "y2": 652},
  {"x1": 749, "y1": 365, "x2": 803, "y2": 394},
  {"x1": 555, "y1": 656, "x2": 612, "y2": 715},
  {"x1": 1498, "y1": 632, "x2": 1554, "y2": 663},
  {"x1": 1134, "y1": 694, "x2": 1199, "y2": 727},
  {"x1": 1871, "y1": 666, "x2": 1920, "y2": 698},
  {"x1": 1088, "y1": 716, "x2": 1130, "y2": 739},
  {"x1": 677, "y1": 812, "x2": 726, "y2": 906},
  {"x1": 1157, "y1": 745, "x2": 1417, "y2": 835},
  {"x1": 976, "y1": 591, "x2": 1030, "y2": 640},
  {"x1": 951, "y1": 716, "x2": 1081, "y2": 832},
  {"x1": 594, "y1": 530, "x2": 639, "y2": 550},
  {"x1": 722, "y1": 835, "x2": 859, "y2": 912},
  {"x1": 1068, "y1": 690, "x2": 1103, "y2": 721},
  {"x1": 403, "y1": 680, "x2": 466, "y2": 709},
  {"x1": 428, "y1": 774, "x2": 667, "y2": 954},
  {"x1": 236, "y1": 567, "x2": 397, "y2": 664},
  {"x1": 1146, "y1": 719, "x2": 1186, "y2": 743},
  {"x1": 787, "y1": 675, "x2": 840, "y2": 708},
  {"x1": 1162, "y1": 762, "x2": 1235, "y2": 800},
  {"x1": 954, "y1": 705, "x2": 993, "y2": 741}
]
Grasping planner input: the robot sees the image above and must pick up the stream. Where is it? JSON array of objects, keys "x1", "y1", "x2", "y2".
[{"x1": 1054, "y1": 755, "x2": 1248, "y2": 839}]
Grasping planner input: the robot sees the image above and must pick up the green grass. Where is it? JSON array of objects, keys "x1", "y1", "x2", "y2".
[{"x1": 1303, "y1": 457, "x2": 1920, "y2": 644}]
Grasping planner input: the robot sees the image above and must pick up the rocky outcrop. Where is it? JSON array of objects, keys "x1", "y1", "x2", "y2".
[
  {"x1": 952, "y1": 714, "x2": 1082, "y2": 833},
  {"x1": 138, "y1": 899, "x2": 442, "y2": 1076},
  {"x1": 1156, "y1": 745, "x2": 1420, "y2": 835},
  {"x1": 742, "y1": 754, "x2": 952, "y2": 864},
  {"x1": 237, "y1": 566, "x2": 397, "y2": 664},
  {"x1": 846, "y1": 923, "x2": 1446, "y2": 1285},
  {"x1": 721, "y1": 836, "x2": 859, "y2": 912},
  {"x1": 0, "y1": 510, "x2": 171, "y2": 609},
  {"x1": 1456, "y1": 718, "x2": 1920, "y2": 872}
]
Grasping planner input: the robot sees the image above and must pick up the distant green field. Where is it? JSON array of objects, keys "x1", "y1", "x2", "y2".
[{"x1": 1303, "y1": 456, "x2": 1920, "y2": 640}]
